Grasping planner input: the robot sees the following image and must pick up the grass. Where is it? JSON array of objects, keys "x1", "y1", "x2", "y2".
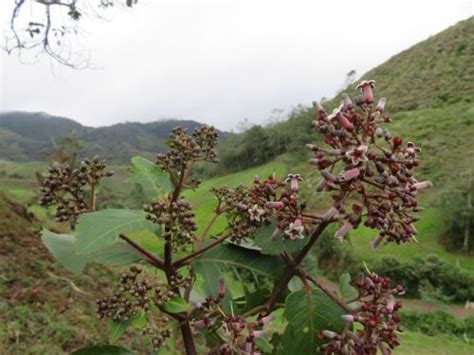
[
  {"x1": 397, "y1": 331, "x2": 474, "y2": 354},
  {"x1": 349, "y1": 207, "x2": 474, "y2": 274},
  {"x1": 329, "y1": 18, "x2": 474, "y2": 113}
]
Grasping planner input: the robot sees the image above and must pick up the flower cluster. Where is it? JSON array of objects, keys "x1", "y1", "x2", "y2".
[
  {"x1": 154, "y1": 273, "x2": 192, "y2": 306},
  {"x1": 211, "y1": 174, "x2": 309, "y2": 242},
  {"x1": 320, "y1": 272, "x2": 404, "y2": 354},
  {"x1": 309, "y1": 80, "x2": 432, "y2": 245},
  {"x1": 144, "y1": 198, "x2": 198, "y2": 251},
  {"x1": 96, "y1": 266, "x2": 152, "y2": 321},
  {"x1": 156, "y1": 126, "x2": 219, "y2": 173},
  {"x1": 39, "y1": 155, "x2": 113, "y2": 224},
  {"x1": 192, "y1": 280, "x2": 273, "y2": 354}
]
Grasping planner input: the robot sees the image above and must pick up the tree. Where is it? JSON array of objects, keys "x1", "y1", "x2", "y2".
[
  {"x1": 5, "y1": 0, "x2": 139, "y2": 68},
  {"x1": 39, "y1": 81, "x2": 432, "y2": 354}
]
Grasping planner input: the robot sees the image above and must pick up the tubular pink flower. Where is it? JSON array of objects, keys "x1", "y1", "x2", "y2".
[
  {"x1": 321, "y1": 170, "x2": 338, "y2": 182},
  {"x1": 312, "y1": 101, "x2": 326, "y2": 114},
  {"x1": 412, "y1": 180, "x2": 433, "y2": 191},
  {"x1": 335, "y1": 222, "x2": 353, "y2": 240},
  {"x1": 322, "y1": 330, "x2": 337, "y2": 339},
  {"x1": 341, "y1": 93, "x2": 354, "y2": 110},
  {"x1": 286, "y1": 174, "x2": 303, "y2": 193},
  {"x1": 252, "y1": 330, "x2": 265, "y2": 338},
  {"x1": 371, "y1": 234, "x2": 385, "y2": 249},
  {"x1": 376, "y1": 97, "x2": 387, "y2": 112},
  {"x1": 192, "y1": 320, "x2": 207, "y2": 330},
  {"x1": 386, "y1": 294, "x2": 395, "y2": 311},
  {"x1": 342, "y1": 168, "x2": 361, "y2": 181},
  {"x1": 356, "y1": 80, "x2": 376, "y2": 104},
  {"x1": 341, "y1": 314, "x2": 355, "y2": 322},
  {"x1": 258, "y1": 314, "x2": 275, "y2": 325},
  {"x1": 337, "y1": 111, "x2": 354, "y2": 131},
  {"x1": 265, "y1": 201, "x2": 285, "y2": 210},
  {"x1": 218, "y1": 278, "x2": 225, "y2": 298},
  {"x1": 323, "y1": 206, "x2": 339, "y2": 222}
]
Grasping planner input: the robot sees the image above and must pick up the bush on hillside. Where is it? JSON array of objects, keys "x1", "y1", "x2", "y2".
[{"x1": 372, "y1": 256, "x2": 474, "y2": 301}]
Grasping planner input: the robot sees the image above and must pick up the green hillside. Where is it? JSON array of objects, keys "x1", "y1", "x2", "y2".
[
  {"x1": 214, "y1": 18, "x2": 474, "y2": 176},
  {"x1": 330, "y1": 17, "x2": 474, "y2": 111}
]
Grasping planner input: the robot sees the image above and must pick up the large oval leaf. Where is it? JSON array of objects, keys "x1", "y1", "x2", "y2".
[
  {"x1": 41, "y1": 229, "x2": 140, "y2": 273},
  {"x1": 282, "y1": 289, "x2": 346, "y2": 354},
  {"x1": 130, "y1": 156, "x2": 172, "y2": 200},
  {"x1": 195, "y1": 243, "x2": 285, "y2": 280},
  {"x1": 75, "y1": 209, "x2": 156, "y2": 255}
]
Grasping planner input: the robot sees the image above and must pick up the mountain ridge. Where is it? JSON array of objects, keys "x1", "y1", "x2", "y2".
[{"x1": 0, "y1": 111, "x2": 221, "y2": 163}]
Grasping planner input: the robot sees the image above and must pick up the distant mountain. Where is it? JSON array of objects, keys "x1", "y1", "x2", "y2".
[{"x1": 0, "y1": 111, "x2": 221, "y2": 163}]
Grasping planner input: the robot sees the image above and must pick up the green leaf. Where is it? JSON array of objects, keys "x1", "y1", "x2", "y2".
[
  {"x1": 72, "y1": 345, "x2": 134, "y2": 355},
  {"x1": 253, "y1": 221, "x2": 306, "y2": 256},
  {"x1": 131, "y1": 311, "x2": 148, "y2": 329},
  {"x1": 108, "y1": 319, "x2": 132, "y2": 343},
  {"x1": 339, "y1": 273, "x2": 358, "y2": 301},
  {"x1": 282, "y1": 289, "x2": 346, "y2": 354},
  {"x1": 42, "y1": 227, "x2": 166, "y2": 275},
  {"x1": 255, "y1": 336, "x2": 274, "y2": 353},
  {"x1": 195, "y1": 244, "x2": 285, "y2": 280},
  {"x1": 41, "y1": 230, "x2": 89, "y2": 273},
  {"x1": 75, "y1": 209, "x2": 156, "y2": 255},
  {"x1": 193, "y1": 260, "x2": 233, "y2": 312},
  {"x1": 162, "y1": 297, "x2": 190, "y2": 313},
  {"x1": 130, "y1": 156, "x2": 172, "y2": 200}
]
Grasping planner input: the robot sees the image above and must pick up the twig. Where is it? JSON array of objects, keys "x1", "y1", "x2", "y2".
[
  {"x1": 174, "y1": 234, "x2": 231, "y2": 268},
  {"x1": 47, "y1": 271, "x2": 91, "y2": 296},
  {"x1": 119, "y1": 234, "x2": 165, "y2": 269},
  {"x1": 296, "y1": 268, "x2": 353, "y2": 313}
]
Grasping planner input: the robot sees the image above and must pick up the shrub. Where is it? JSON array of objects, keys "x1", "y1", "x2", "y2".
[{"x1": 372, "y1": 255, "x2": 474, "y2": 301}]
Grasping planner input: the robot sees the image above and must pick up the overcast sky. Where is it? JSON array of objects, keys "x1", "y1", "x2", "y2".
[{"x1": 1, "y1": 0, "x2": 473, "y2": 131}]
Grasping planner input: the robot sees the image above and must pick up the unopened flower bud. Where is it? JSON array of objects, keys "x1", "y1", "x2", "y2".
[{"x1": 335, "y1": 222, "x2": 353, "y2": 240}]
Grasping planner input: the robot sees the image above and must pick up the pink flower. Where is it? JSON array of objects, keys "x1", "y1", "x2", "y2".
[
  {"x1": 285, "y1": 217, "x2": 305, "y2": 240},
  {"x1": 321, "y1": 330, "x2": 337, "y2": 339},
  {"x1": 412, "y1": 180, "x2": 433, "y2": 191},
  {"x1": 323, "y1": 206, "x2": 339, "y2": 222},
  {"x1": 341, "y1": 93, "x2": 354, "y2": 110},
  {"x1": 286, "y1": 174, "x2": 303, "y2": 193},
  {"x1": 376, "y1": 97, "x2": 387, "y2": 113},
  {"x1": 248, "y1": 204, "x2": 265, "y2": 221},
  {"x1": 336, "y1": 111, "x2": 354, "y2": 131},
  {"x1": 321, "y1": 170, "x2": 338, "y2": 182},
  {"x1": 341, "y1": 168, "x2": 361, "y2": 181},
  {"x1": 258, "y1": 314, "x2": 275, "y2": 325},
  {"x1": 370, "y1": 234, "x2": 384, "y2": 249},
  {"x1": 218, "y1": 278, "x2": 225, "y2": 298},
  {"x1": 335, "y1": 222, "x2": 353, "y2": 240},
  {"x1": 356, "y1": 80, "x2": 376, "y2": 104},
  {"x1": 346, "y1": 144, "x2": 368, "y2": 166},
  {"x1": 265, "y1": 201, "x2": 285, "y2": 210},
  {"x1": 312, "y1": 101, "x2": 326, "y2": 114}
]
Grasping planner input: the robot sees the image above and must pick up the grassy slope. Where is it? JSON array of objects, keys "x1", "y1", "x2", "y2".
[
  {"x1": 398, "y1": 331, "x2": 474, "y2": 354},
  {"x1": 329, "y1": 17, "x2": 474, "y2": 112}
]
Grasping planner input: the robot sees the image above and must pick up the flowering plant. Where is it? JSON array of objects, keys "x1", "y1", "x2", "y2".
[{"x1": 40, "y1": 81, "x2": 431, "y2": 354}]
